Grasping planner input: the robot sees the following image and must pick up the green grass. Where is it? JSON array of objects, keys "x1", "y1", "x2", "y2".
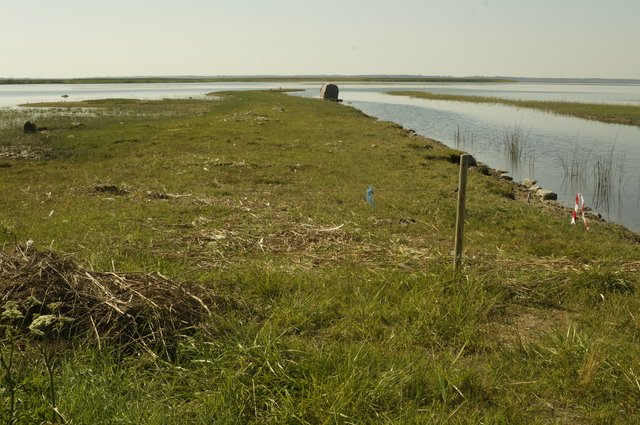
[
  {"x1": 389, "y1": 91, "x2": 640, "y2": 127},
  {"x1": 2, "y1": 91, "x2": 640, "y2": 423}
]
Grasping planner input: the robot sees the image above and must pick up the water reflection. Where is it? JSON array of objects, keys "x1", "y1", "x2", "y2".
[
  {"x1": 418, "y1": 82, "x2": 640, "y2": 105},
  {"x1": 0, "y1": 82, "x2": 319, "y2": 108}
]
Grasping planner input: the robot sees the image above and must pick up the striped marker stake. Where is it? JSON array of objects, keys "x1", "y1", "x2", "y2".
[{"x1": 571, "y1": 193, "x2": 589, "y2": 230}]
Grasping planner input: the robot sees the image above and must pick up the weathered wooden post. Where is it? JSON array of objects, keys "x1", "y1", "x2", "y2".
[{"x1": 453, "y1": 154, "x2": 470, "y2": 275}]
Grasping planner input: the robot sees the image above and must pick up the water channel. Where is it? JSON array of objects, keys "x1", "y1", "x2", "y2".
[{"x1": 2, "y1": 80, "x2": 640, "y2": 232}]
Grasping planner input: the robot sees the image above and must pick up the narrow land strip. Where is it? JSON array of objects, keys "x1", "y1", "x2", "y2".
[{"x1": 388, "y1": 90, "x2": 640, "y2": 127}]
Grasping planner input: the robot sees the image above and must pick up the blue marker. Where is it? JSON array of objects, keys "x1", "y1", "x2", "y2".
[{"x1": 366, "y1": 185, "x2": 376, "y2": 207}]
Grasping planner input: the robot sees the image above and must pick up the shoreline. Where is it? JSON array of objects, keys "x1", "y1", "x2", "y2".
[
  {"x1": 4, "y1": 90, "x2": 639, "y2": 237},
  {"x1": 388, "y1": 90, "x2": 640, "y2": 127},
  {"x1": 400, "y1": 128, "x2": 637, "y2": 238}
]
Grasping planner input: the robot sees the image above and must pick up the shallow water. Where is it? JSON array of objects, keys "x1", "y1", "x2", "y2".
[
  {"x1": 400, "y1": 81, "x2": 640, "y2": 105},
  {"x1": 0, "y1": 82, "x2": 315, "y2": 108}
]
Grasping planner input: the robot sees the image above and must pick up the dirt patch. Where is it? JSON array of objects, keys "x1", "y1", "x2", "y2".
[
  {"x1": 146, "y1": 190, "x2": 192, "y2": 200},
  {"x1": 0, "y1": 145, "x2": 50, "y2": 160},
  {"x1": 0, "y1": 245, "x2": 214, "y2": 356},
  {"x1": 93, "y1": 184, "x2": 129, "y2": 196},
  {"x1": 484, "y1": 305, "x2": 575, "y2": 348},
  {"x1": 193, "y1": 223, "x2": 355, "y2": 256}
]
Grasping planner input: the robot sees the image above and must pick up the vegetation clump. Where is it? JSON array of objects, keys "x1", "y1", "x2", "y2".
[{"x1": 1, "y1": 244, "x2": 213, "y2": 355}]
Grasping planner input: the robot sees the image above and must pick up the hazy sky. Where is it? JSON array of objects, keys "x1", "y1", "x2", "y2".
[{"x1": 2, "y1": 0, "x2": 639, "y2": 79}]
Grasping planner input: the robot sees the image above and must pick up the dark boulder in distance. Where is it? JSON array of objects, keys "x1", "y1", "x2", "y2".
[
  {"x1": 320, "y1": 83, "x2": 341, "y2": 101},
  {"x1": 23, "y1": 121, "x2": 38, "y2": 133}
]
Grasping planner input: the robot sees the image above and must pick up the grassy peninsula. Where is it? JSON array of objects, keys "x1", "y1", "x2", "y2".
[
  {"x1": 1, "y1": 91, "x2": 640, "y2": 423},
  {"x1": 388, "y1": 91, "x2": 640, "y2": 127}
]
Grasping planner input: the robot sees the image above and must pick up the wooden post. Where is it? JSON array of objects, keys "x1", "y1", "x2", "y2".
[{"x1": 453, "y1": 154, "x2": 470, "y2": 274}]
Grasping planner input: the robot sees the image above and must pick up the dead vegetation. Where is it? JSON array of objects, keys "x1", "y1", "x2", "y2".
[
  {"x1": 92, "y1": 184, "x2": 129, "y2": 196},
  {"x1": 0, "y1": 245, "x2": 214, "y2": 356},
  {"x1": 0, "y1": 145, "x2": 50, "y2": 160}
]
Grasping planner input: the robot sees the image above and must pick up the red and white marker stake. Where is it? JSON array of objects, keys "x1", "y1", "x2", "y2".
[{"x1": 571, "y1": 193, "x2": 589, "y2": 230}]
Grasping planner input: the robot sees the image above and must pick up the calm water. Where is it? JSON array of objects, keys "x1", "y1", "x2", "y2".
[
  {"x1": 0, "y1": 82, "x2": 312, "y2": 107},
  {"x1": 2, "y1": 80, "x2": 640, "y2": 232},
  {"x1": 398, "y1": 81, "x2": 640, "y2": 105}
]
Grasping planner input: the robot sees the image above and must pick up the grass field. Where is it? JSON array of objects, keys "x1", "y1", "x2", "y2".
[
  {"x1": 388, "y1": 91, "x2": 640, "y2": 127},
  {"x1": 1, "y1": 91, "x2": 640, "y2": 424}
]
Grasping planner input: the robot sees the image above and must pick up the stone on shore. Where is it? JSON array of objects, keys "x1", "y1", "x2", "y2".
[{"x1": 537, "y1": 189, "x2": 558, "y2": 200}]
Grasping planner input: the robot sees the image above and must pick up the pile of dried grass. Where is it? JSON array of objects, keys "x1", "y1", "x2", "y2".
[
  {"x1": 0, "y1": 145, "x2": 50, "y2": 160},
  {"x1": 0, "y1": 245, "x2": 212, "y2": 355}
]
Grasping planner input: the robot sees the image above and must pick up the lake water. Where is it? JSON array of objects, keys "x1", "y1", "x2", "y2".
[
  {"x1": 2, "y1": 80, "x2": 640, "y2": 233},
  {"x1": 0, "y1": 82, "x2": 314, "y2": 108}
]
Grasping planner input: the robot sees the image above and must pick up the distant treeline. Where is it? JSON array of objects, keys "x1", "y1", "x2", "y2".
[{"x1": 0, "y1": 76, "x2": 514, "y2": 85}]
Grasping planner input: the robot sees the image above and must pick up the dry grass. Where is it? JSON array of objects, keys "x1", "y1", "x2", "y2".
[
  {"x1": 1, "y1": 245, "x2": 213, "y2": 356},
  {"x1": 0, "y1": 145, "x2": 50, "y2": 160}
]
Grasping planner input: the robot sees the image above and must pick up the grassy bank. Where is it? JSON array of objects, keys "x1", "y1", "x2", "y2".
[
  {"x1": 1, "y1": 91, "x2": 640, "y2": 423},
  {"x1": 389, "y1": 91, "x2": 640, "y2": 127}
]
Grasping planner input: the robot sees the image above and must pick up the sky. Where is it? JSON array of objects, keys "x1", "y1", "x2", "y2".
[{"x1": 2, "y1": 0, "x2": 639, "y2": 79}]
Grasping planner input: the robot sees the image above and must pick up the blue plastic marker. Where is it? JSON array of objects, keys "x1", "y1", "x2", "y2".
[{"x1": 366, "y1": 185, "x2": 376, "y2": 207}]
